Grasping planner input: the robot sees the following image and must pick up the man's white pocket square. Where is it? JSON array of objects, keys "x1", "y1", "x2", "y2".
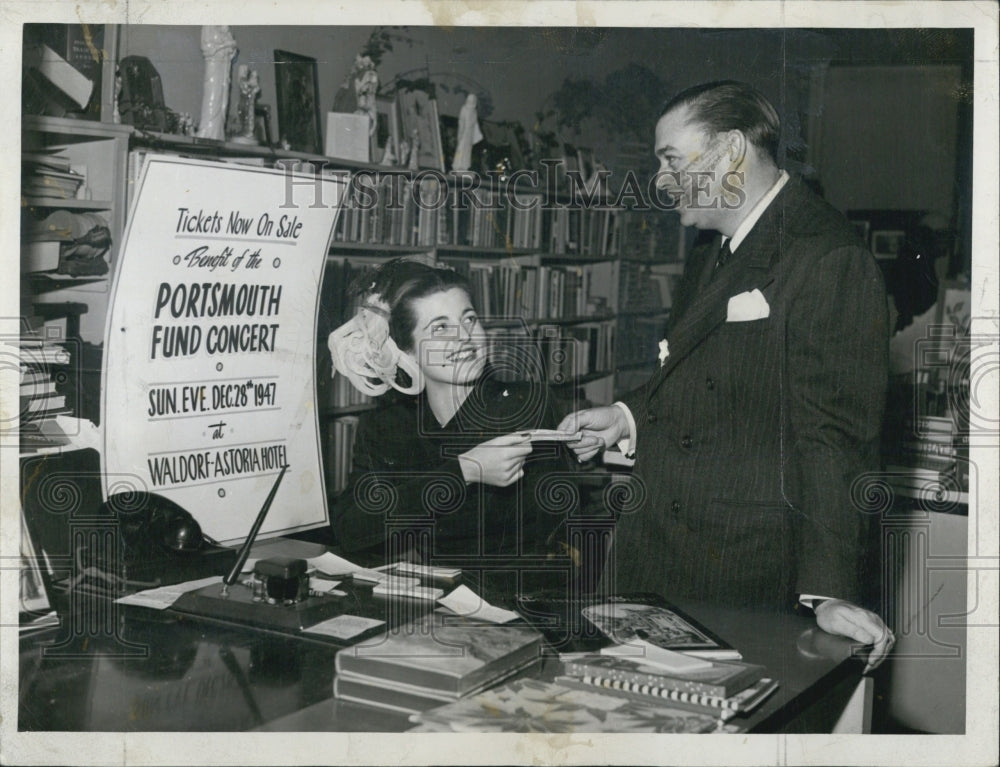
[{"x1": 726, "y1": 289, "x2": 770, "y2": 322}]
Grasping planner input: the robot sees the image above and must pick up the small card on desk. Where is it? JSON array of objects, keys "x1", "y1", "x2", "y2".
[{"x1": 304, "y1": 614, "x2": 385, "y2": 640}]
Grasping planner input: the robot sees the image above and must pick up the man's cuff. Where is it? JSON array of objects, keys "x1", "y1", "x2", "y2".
[
  {"x1": 797, "y1": 594, "x2": 832, "y2": 613},
  {"x1": 612, "y1": 401, "x2": 637, "y2": 458}
]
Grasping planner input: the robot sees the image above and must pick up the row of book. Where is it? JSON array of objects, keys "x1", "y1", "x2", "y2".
[
  {"x1": 326, "y1": 415, "x2": 360, "y2": 495},
  {"x1": 617, "y1": 208, "x2": 685, "y2": 262},
  {"x1": 538, "y1": 323, "x2": 615, "y2": 383},
  {"x1": 330, "y1": 179, "x2": 625, "y2": 257},
  {"x1": 328, "y1": 372, "x2": 373, "y2": 410},
  {"x1": 547, "y1": 206, "x2": 619, "y2": 257},
  {"x1": 619, "y1": 261, "x2": 674, "y2": 314},
  {"x1": 452, "y1": 261, "x2": 616, "y2": 322},
  {"x1": 887, "y1": 413, "x2": 969, "y2": 495},
  {"x1": 331, "y1": 593, "x2": 777, "y2": 732},
  {"x1": 616, "y1": 314, "x2": 669, "y2": 370}
]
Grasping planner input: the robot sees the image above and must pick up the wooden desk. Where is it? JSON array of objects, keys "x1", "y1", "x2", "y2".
[{"x1": 18, "y1": 592, "x2": 866, "y2": 733}]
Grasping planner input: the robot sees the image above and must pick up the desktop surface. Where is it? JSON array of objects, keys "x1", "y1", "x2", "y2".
[{"x1": 18, "y1": 584, "x2": 864, "y2": 733}]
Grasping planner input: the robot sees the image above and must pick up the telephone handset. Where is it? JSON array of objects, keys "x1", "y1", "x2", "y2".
[
  {"x1": 96, "y1": 493, "x2": 236, "y2": 587},
  {"x1": 104, "y1": 492, "x2": 205, "y2": 559}
]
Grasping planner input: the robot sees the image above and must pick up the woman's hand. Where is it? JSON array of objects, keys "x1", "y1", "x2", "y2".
[
  {"x1": 557, "y1": 407, "x2": 629, "y2": 462},
  {"x1": 458, "y1": 433, "x2": 533, "y2": 487}
]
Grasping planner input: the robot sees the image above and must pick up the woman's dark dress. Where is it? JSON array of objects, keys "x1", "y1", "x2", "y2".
[{"x1": 332, "y1": 377, "x2": 579, "y2": 601}]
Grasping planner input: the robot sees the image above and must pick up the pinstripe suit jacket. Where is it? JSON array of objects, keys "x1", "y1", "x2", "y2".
[{"x1": 613, "y1": 177, "x2": 888, "y2": 611}]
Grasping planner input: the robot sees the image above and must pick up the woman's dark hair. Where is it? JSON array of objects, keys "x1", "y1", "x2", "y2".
[
  {"x1": 352, "y1": 258, "x2": 473, "y2": 351},
  {"x1": 660, "y1": 80, "x2": 781, "y2": 162}
]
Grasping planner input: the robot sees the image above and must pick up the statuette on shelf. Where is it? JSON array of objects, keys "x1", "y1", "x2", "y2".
[
  {"x1": 452, "y1": 93, "x2": 483, "y2": 172},
  {"x1": 231, "y1": 65, "x2": 261, "y2": 145},
  {"x1": 352, "y1": 54, "x2": 379, "y2": 138},
  {"x1": 196, "y1": 25, "x2": 237, "y2": 141}
]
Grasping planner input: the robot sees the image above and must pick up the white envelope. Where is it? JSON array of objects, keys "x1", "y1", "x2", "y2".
[{"x1": 726, "y1": 288, "x2": 770, "y2": 321}]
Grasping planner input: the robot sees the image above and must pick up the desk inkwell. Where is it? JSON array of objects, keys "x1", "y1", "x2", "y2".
[{"x1": 173, "y1": 465, "x2": 345, "y2": 632}]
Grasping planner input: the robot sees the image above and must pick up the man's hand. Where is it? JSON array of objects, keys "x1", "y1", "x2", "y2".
[
  {"x1": 457, "y1": 432, "x2": 533, "y2": 487},
  {"x1": 814, "y1": 599, "x2": 895, "y2": 673},
  {"x1": 557, "y1": 406, "x2": 630, "y2": 462}
]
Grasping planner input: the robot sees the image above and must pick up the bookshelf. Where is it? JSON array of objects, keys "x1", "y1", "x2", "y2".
[{"x1": 19, "y1": 116, "x2": 130, "y2": 438}]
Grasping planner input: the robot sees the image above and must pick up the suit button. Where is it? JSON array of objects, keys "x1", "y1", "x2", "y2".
[
  {"x1": 681, "y1": 435, "x2": 693, "y2": 448},
  {"x1": 647, "y1": 412, "x2": 657, "y2": 424},
  {"x1": 670, "y1": 501, "x2": 681, "y2": 514},
  {"x1": 706, "y1": 377, "x2": 715, "y2": 390}
]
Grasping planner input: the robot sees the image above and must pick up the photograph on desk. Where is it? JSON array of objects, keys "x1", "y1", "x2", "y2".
[{"x1": 3, "y1": 6, "x2": 996, "y2": 767}]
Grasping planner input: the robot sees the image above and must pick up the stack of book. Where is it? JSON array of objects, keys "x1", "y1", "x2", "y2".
[
  {"x1": 333, "y1": 614, "x2": 543, "y2": 714},
  {"x1": 9, "y1": 320, "x2": 75, "y2": 452},
  {"x1": 22, "y1": 151, "x2": 86, "y2": 201},
  {"x1": 556, "y1": 651, "x2": 778, "y2": 724},
  {"x1": 888, "y1": 414, "x2": 968, "y2": 497}
]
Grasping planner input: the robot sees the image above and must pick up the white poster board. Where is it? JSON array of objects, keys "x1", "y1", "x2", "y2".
[{"x1": 103, "y1": 156, "x2": 345, "y2": 544}]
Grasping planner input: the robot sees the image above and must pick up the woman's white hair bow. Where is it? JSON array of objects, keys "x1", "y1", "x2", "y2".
[{"x1": 328, "y1": 299, "x2": 423, "y2": 396}]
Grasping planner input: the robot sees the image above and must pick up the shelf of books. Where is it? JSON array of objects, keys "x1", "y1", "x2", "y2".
[
  {"x1": 11, "y1": 314, "x2": 77, "y2": 455},
  {"x1": 21, "y1": 115, "x2": 129, "y2": 352}
]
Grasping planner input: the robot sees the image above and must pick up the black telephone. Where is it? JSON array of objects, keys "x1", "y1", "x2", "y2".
[{"x1": 102, "y1": 492, "x2": 236, "y2": 585}]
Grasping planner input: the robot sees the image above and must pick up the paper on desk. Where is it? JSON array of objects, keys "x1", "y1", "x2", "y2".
[
  {"x1": 438, "y1": 585, "x2": 521, "y2": 624},
  {"x1": 601, "y1": 639, "x2": 713, "y2": 673},
  {"x1": 303, "y1": 614, "x2": 385, "y2": 640},
  {"x1": 115, "y1": 576, "x2": 222, "y2": 610},
  {"x1": 307, "y1": 552, "x2": 384, "y2": 582},
  {"x1": 308, "y1": 577, "x2": 342, "y2": 594}
]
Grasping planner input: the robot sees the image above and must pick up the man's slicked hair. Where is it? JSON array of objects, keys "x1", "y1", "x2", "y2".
[{"x1": 660, "y1": 81, "x2": 781, "y2": 162}]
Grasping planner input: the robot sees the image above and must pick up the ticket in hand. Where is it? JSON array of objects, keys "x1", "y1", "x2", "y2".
[{"x1": 523, "y1": 428, "x2": 582, "y2": 442}]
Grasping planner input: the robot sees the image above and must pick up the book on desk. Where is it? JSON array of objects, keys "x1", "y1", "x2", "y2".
[
  {"x1": 515, "y1": 591, "x2": 742, "y2": 659},
  {"x1": 333, "y1": 612, "x2": 543, "y2": 714}
]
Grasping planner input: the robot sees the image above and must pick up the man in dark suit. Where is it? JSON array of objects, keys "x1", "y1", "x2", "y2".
[{"x1": 560, "y1": 81, "x2": 894, "y2": 670}]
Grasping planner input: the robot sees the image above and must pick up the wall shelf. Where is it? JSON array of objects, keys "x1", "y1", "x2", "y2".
[{"x1": 22, "y1": 198, "x2": 114, "y2": 211}]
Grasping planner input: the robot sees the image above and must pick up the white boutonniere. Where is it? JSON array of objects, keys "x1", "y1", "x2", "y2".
[{"x1": 658, "y1": 339, "x2": 670, "y2": 367}]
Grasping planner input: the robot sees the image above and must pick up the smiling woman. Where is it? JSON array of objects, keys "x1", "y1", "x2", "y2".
[{"x1": 327, "y1": 258, "x2": 581, "y2": 601}]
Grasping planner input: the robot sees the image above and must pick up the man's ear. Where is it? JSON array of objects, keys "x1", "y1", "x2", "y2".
[{"x1": 726, "y1": 129, "x2": 748, "y2": 166}]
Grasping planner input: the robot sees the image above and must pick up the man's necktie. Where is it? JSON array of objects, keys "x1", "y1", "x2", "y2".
[
  {"x1": 711, "y1": 239, "x2": 733, "y2": 280},
  {"x1": 715, "y1": 239, "x2": 733, "y2": 270}
]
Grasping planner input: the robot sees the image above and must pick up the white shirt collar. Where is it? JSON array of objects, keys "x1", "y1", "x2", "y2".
[{"x1": 726, "y1": 170, "x2": 789, "y2": 252}]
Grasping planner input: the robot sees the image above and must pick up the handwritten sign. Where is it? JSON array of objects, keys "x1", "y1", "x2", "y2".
[{"x1": 103, "y1": 156, "x2": 345, "y2": 543}]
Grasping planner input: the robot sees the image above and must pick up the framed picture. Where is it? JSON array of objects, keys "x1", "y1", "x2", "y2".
[
  {"x1": 871, "y1": 229, "x2": 906, "y2": 260},
  {"x1": 371, "y1": 95, "x2": 401, "y2": 164},
  {"x1": 398, "y1": 89, "x2": 444, "y2": 171},
  {"x1": 273, "y1": 50, "x2": 321, "y2": 154},
  {"x1": 254, "y1": 104, "x2": 273, "y2": 147}
]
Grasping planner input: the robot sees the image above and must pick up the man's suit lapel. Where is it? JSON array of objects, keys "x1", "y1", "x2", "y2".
[{"x1": 646, "y1": 180, "x2": 795, "y2": 398}]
